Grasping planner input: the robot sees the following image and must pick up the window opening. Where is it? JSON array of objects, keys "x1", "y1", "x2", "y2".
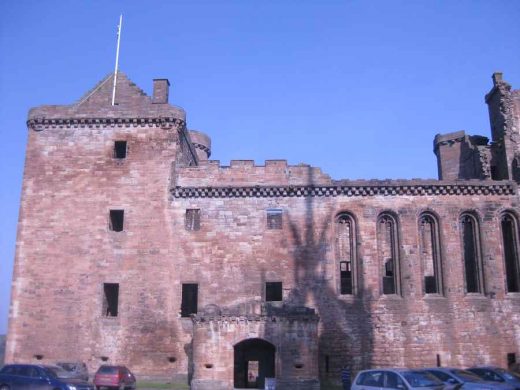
[
  {"x1": 109, "y1": 209, "x2": 124, "y2": 232},
  {"x1": 336, "y1": 214, "x2": 355, "y2": 295},
  {"x1": 266, "y1": 209, "x2": 283, "y2": 229},
  {"x1": 185, "y1": 209, "x2": 200, "y2": 231},
  {"x1": 114, "y1": 141, "x2": 127, "y2": 159},
  {"x1": 419, "y1": 214, "x2": 443, "y2": 294},
  {"x1": 181, "y1": 283, "x2": 198, "y2": 317},
  {"x1": 501, "y1": 213, "x2": 520, "y2": 293},
  {"x1": 103, "y1": 283, "x2": 119, "y2": 317},
  {"x1": 378, "y1": 214, "x2": 400, "y2": 295},
  {"x1": 461, "y1": 214, "x2": 483, "y2": 293},
  {"x1": 265, "y1": 282, "x2": 282, "y2": 302},
  {"x1": 507, "y1": 353, "x2": 516, "y2": 367}
]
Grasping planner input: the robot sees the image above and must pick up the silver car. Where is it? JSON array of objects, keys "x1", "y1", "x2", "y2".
[
  {"x1": 352, "y1": 368, "x2": 445, "y2": 390},
  {"x1": 424, "y1": 367, "x2": 516, "y2": 390}
]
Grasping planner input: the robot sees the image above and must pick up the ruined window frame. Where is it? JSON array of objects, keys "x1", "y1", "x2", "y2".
[
  {"x1": 335, "y1": 212, "x2": 357, "y2": 296},
  {"x1": 377, "y1": 212, "x2": 401, "y2": 296},
  {"x1": 418, "y1": 212, "x2": 444, "y2": 296},
  {"x1": 500, "y1": 211, "x2": 520, "y2": 293},
  {"x1": 460, "y1": 212, "x2": 485, "y2": 294},
  {"x1": 266, "y1": 208, "x2": 283, "y2": 230}
]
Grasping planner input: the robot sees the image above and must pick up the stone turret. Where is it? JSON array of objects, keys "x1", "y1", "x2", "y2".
[{"x1": 188, "y1": 130, "x2": 211, "y2": 161}]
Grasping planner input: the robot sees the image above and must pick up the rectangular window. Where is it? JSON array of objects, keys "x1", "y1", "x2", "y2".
[
  {"x1": 102, "y1": 283, "x2": 119, "y2": 317},
  {"x1": 181, "y1": 283, "x2": 198, "y2": 317},
  {"x1": 340, "y1": 261, "x2": 352, "y2": 294},
  {"x1": 267, "y1": 209, "x2": 283, "y2": 229},
  {"x1": 109, "y1": 209, "x2": 124, "y2": 232},
  {"x1": 185, "y1": 209, "x2": 201, "y2": 231},
  {"x1": 508, "y1": 353, "x2": 517, "y2": 366},
  {"x1": 265, "y1": 282, "x2": 283, "y2": 302},
  {"x1": 114, "y1": 141, "x2": 127, "y2": 159}
]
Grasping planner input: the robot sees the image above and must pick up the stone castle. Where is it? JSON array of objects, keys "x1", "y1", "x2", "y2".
[{"x1": 5, "y1": 71, "x2": 520, "y2": 389}]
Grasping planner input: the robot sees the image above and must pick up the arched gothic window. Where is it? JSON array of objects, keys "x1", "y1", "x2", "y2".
[
  {"x1": 419, "y1": 213, "x2": 443, "y2": 295},
  {"x1": 335, "y1": 213, "x2": 356, "y2": 295},
  {"x1": 501, "y1": 212, "x2": 520, "y2": 293},
  {"x1": 377, "y1": 213, "x2": 400, "y2": 295},
  {"x1": 460, "y1": 213, "x2": 484, "y2": 293}
]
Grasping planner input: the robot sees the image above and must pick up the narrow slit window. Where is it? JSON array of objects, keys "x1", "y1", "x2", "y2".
[
  {"x1": 501, "y1": 213, "x2": 520, "y2": 293},
  {"x1": 114, "y1": 141, "x2": 127, "y2": 159},
  {"x1": 461, "y1": 214, "x2": 483, "y2": 293},
  {"x1": 181, "y1": 283, "x2": 198, "y2": 317},
  {"x1": 102, "y1": 283, "x2": 119, "y2": 317},
  {"x1": 266, "y1": 209, "x2": 283, "y2": 230},
  {"x1": 378, "y1": 214, "x2": 400, "y2": 295},
  {"x1": 265, "y1": 282, "x2": 283, "y2": 302},
  {"x1": 336, "y1": 213, "x2": 356, "y2": 295},
  {"x1": 109, "y1": 209, "x2": 124, "y2": 232},
  {"x1": 185, "y1": 209, "x2": 201, "y2": 231},
  {"x1": 419, "y1": 214, "x2": 443, "y2": 295}
]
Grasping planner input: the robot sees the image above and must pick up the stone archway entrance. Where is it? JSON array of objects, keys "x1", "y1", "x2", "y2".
[{"x1": 234, "y1": 338, "x2": 275, "y2": 389}]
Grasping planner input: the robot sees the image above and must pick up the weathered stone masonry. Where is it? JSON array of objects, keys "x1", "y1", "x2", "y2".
[{"x1": 5, "y1": 71, "x2": 520, "y2": 389}]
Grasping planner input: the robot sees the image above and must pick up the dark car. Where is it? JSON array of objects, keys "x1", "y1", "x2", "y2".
[
  {"x1": 467, "y1": 367, "x2": 520, "y2": 389},
  {"x1": 93, "y1": 365, "x2": 136, "y2": 390},
  {"x1": 424, "y1": 367, "x2": 516, "y2": 390},
  {"x1": 56, "y1": 362, "x2": 89, "y2": 382},
  {"x1": 0, "y1": 363, "x2": 94, "y2": 390}
]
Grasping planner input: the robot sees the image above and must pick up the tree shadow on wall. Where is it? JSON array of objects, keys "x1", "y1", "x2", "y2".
[{"x1": 284, "y1": 167, "x2": 374, "y2": 384}]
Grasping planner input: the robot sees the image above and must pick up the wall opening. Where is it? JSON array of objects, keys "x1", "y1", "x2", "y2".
[
  {"x1": 461, "y1": 214, "x2": 483, "y2": 293},
  {"x1": 378, "y1": 214, "x2": 400, "y2": 295},
  {"x1": 114, "y1": 140, "x2": 127, "y2": 159},
  {"x1": 109, "y1": 209, "x2": 124, "y2": 232},
  {"x1": 185, "y1": 209, "x2": 201, "y2": 231},
  {"x1": 265, "y1": 282, "x2": 282, "y2": 302},
  {"x1": 234, "y1": 338, "x2": 275, "y2": 389},
  {"x1": 266, "y1": 209, "x2": 283, "y2": 230},
  {"x1": 419, "y1": 213, "x2": 443, "y2": 295},
  {"x1": 102, "y1": 283, "x2": 119, "y2": 317},
  {"x1": 501, "y1": 213, "x2": 520, "y2": 293},
  {"x1": 181, "y1": 283, "x2": 198, "y2": 317},
  {"x1": 336, "y1": 213, "x2": 356, "y2": 295}
]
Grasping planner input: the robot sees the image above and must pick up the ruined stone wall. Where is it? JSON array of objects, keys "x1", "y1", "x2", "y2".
[{"x1": 173, "y1": 160, "x2": 520, "y2": 384}]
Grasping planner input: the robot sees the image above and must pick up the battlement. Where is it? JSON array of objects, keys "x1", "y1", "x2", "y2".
[{"x1": 175, "y1": 159, "x2": 332, "y2": 187}]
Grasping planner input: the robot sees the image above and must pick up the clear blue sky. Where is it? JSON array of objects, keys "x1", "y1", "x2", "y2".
[{"x1": 1, "y1": 0, "x2": 519, "y2": 335}]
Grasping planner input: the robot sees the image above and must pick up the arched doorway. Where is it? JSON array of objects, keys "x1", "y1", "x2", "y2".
[{"x1": 234, "y1": 338, "x2": 275, "y2": 389}]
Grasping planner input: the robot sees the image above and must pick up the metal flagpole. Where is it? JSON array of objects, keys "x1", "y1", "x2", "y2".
[{"x1": 111, "y1": 14, "x2": 123, "y2": 106}]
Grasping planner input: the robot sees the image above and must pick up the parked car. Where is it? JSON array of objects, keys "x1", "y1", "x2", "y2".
[
  {"x1": 424, "y1": 367, "x2": 516, "y2": 390},
  {"x1": 0, "y1": 363, "x2": 94, "y2": 390},
  {"x1": 93, "y1": 365, "x2": 136, "y2": 390},
  {"x1": 55, "y1": 362, "x2": 89, "y2": 381},
  {"x1": 352, "y1": 368, "x2": 445, "y2": 390},
  {"x1": 467, "y1": 367, "x2": 520, "y2": 388}
]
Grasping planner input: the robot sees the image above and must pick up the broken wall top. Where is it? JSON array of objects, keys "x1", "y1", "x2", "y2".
[{"x1": 28, "y1": 73, "x2": 186, "y2": 122}]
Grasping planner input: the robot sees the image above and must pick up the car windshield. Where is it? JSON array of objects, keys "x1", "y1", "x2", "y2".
[
  {"x1": 495, "y1": 368, "x2": 520, "y2": 381},
  {"x1": 451, "y1": 369, "x2": 484, "y2": 382},
  {"x1": 403, "y1": 371, "x2": 442, "y2": 387},
  {"x1": 98, "y1": 366, "x2": 118, "y2": 374},
  {"x1": 57, "y1": 363, "x2": 76, "y2": 371},
  {"x1": 43, "y1": 365, "x2": 71, "y2": 379}
]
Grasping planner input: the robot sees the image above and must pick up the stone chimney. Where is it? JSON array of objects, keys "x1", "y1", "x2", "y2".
[{"x1": 152, "y1": 79, "x2": 170, "y2": 104}]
